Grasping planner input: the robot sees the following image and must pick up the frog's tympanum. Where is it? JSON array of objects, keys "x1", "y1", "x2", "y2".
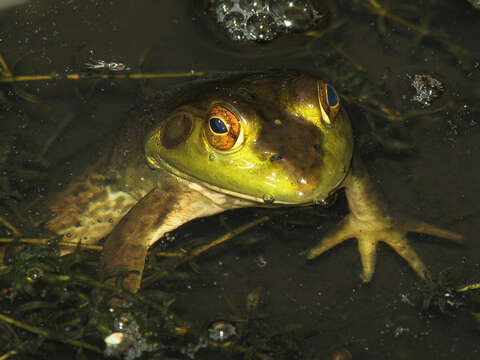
[{"x1": 36, "y1": 72, "x2": 461, "y2": 293}]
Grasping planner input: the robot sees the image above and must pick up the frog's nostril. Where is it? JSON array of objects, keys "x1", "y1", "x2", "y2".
[{"x1": 270, "y1": 154, "x2": 283, "y2": 162}]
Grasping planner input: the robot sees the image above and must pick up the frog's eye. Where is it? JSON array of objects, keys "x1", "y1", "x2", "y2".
[
  {"x1": 317, "y1": 81, "x2": 341, "y2": 126},
  {"x1": 205, "y1": 105, "x2": 244, "y2": 152}
]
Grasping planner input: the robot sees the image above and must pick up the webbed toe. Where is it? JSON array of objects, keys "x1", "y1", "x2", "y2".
[
  {"x1": 306, "y1": 156, "x2": 463, "y2": 282},
  {"x1": 307, "y1": 212, "x2": 462, "y2": 282}
]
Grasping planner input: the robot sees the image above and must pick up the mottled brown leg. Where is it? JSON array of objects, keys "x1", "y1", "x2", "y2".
[
  {"x1": 102, "y1": 187, "x2": 174, "y2": 293},
  {"x1": 102, "y1": 180, "x2": 231, "y2": 294}
]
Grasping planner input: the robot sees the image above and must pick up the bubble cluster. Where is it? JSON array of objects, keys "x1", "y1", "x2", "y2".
[{"x1": 207, "y1": 0, "x2": 326, "y2": 42}]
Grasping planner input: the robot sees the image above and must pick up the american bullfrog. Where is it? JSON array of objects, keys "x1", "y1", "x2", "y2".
[{"x1": 35, "y1": 71, "x2": 461, "y2": 293}]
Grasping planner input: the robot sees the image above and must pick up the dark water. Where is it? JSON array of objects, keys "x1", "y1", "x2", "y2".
[{"x1": 1, "y1": 1, "x2": 479, "y2": 359}]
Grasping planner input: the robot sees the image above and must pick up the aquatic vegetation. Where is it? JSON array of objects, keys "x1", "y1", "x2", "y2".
[
  {"x1": 0, "y1": 218, "x2": 321, "y2": 359},
  {"x1": 360, "y1": 0, "x2": 480, "y2": 66},
  {"x1": 420, "y1": 266, "x2": 480, "y2": 319}
]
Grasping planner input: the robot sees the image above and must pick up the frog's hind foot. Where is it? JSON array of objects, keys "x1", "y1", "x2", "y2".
[{"x1": 306, "y1": 213, "x2": 463, "y2": 283}]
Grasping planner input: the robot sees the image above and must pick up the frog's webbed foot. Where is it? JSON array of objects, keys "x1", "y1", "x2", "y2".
[
  {"x1": 306, "y1": 157, "x2": 463, "y2": 282},
  {"x1": 306, "y1": 212, "x2": 462, "y2": 282}
]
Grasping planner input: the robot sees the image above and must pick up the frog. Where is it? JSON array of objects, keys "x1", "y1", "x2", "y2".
[{"x1": 33, "y1": 71, "x2": 462, "y2": 293}]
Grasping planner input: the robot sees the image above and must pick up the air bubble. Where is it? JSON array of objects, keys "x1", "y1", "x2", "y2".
[
  {"x1": 27, "y1": 267, "x2": 42, "y2": 282},
  {"x1": 224, "y1": 11, "x2": 245, "y2": 28},
  {"x1": 230, "y1": 28, "x2": 245, "y2": 41},
  {"x1": 315, "y1": 193, "x2": 337, "y2": 208},
  {"x1": 246, "y1": 12, "x2": 276, "y2": 41},
  {"x1": 216, "y1": 0, "x2": 235, "y2": 21},
  {"x1": 208, "y1": 321, "x2": 237, "y2": 344},
  {"x1": 239, "y1": 0, "x2": 265, "y2": 13},
  {"x1": 262, "y1": 194, "x2": 275, "y2": 204},
  {"x1": 278, "y1": 2, "x2": 313, "y2": 30},
  {"x1": 315, "y1": 198, "x2": 327, "y2": 206}
]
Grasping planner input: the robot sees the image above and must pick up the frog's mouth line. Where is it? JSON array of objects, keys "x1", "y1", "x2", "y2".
[
  {"x1": 149, "y1": 155, "x2": 350, "y2": 207},
  {"x1": 155, "y1": 157, "x2": 294, "y2": 205}
]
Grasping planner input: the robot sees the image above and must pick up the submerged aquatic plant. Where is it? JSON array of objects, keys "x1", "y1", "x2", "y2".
[
  {"x1": 420, "y1": 266, "x2": 480, "y2": 320},
  {"x1": 0, "y1": 210, "x2": 322, "y2": 359}
]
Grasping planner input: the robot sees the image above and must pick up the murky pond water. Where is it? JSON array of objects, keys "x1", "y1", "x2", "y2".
[{"x1": 1, "y1": 1, "x2": 479, "y2": 359}]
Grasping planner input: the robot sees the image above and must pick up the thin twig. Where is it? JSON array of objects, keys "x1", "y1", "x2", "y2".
[
  {"x1": 456, "y1": 283, "x2": 480, "y2": 292},
  {"x1": 0, "y1": 237, "x2": 103, "y2": 251},
  {"x1": 0, "y1": 54, "x2": 11, "y2": 76},
  {"x1": 191, "y1": 216, "x2": 271, "y2": 257},
  {"x1": 0, "y1": 313, "x2": 103, "y2": 354},
  {"x1": 40, "y1": 112, "x2": 75, "y2": 157},
  {"x1": 155, "y1": 215, "x2": 271, "y2": 259},
  {"x1": 0, "y1": 216, "x2": 22, "y2": 237},
  {"x1": 144, "y1": 216, "x2": 272, "y2": 287},
  {"x1": 363, "y1": 0, "x2": 477, "y2": 57},
  {"x1": 0, "y1": 71, "x2": 205, "y2": 83},
  {"x1": 0, "y1": 350, "x2": 17, "y2": 360}
]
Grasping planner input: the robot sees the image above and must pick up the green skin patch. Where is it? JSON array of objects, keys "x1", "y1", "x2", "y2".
[{"x1": 145, "y1": 73, "x2": 353, "y2": 205}]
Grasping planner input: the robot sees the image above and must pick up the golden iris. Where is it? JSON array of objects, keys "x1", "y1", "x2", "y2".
[{"x1": 205, "y1": 105, "x2": 242, "y2": 151}]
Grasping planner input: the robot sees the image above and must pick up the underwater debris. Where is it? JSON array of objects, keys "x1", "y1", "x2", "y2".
[
  {"x1": 0, "y1": 0, "x2": 28, "y2": 11},
  {"x1": 104, "y1": 315, "x2": 155, "y2": 359},
  {"x1": 179, "y1": 337, "x2": 208, "y2": 359},
  {"x1": 467, "y1": 0, "x2": 480, "y2": 10},
  {"x1": 409, "y1": 74, "x2": 444, "y2": 106},
  {"x1": 83, "y1": 60, "x2": 131, "y2": 72}
]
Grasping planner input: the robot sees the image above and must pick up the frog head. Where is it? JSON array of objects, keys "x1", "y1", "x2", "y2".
[{"x1": 145, "y1": 72, "x2": 353, "y2": 205}]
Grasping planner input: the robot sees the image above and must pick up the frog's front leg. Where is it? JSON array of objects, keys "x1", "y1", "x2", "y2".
[
  {"x1": 102, "y1": 182, "x2": 227, "y2": 293},
  {"x1": 102, "y1": 187, "x2": 174, "y2": 293},
  {"x1": 306, "y1": 156, "x2": 463, "y2": 282}
]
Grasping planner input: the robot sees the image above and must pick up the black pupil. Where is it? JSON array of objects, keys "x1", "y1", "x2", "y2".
[
  {"x1": 210, "y1": 117, "x2": 228, "y2": 134},
  {"x1": 326, "y1": 85, "x2": 338, "y2": 107}
]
